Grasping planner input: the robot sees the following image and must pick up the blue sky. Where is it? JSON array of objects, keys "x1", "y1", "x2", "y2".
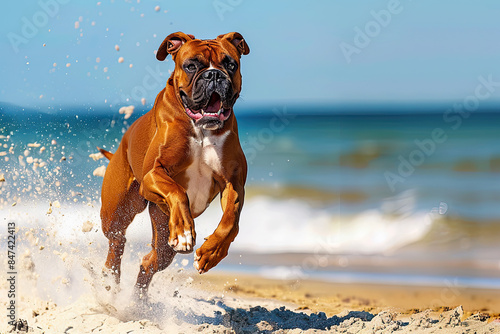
[{"x1": 2, "y1": 0, "x2": 500, "y2": 110}]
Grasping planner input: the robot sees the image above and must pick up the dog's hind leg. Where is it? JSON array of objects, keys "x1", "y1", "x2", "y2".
[
  {"x1": 135, "y1": 202, "x2": 176, "y2": 298},
  {"x1": 101, "y1": 148, "x2": 147, "y2": 285}
]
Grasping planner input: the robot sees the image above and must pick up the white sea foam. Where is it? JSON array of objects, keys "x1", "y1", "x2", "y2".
[{"x1": 4, "y1": 195, "x2": 434, "y2": 256}]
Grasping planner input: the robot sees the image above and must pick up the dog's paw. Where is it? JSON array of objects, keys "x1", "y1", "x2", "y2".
[
  {"x1": 169, "y1": 229, "x2": 195, "y2": 253},
  {"x1": 168, "y1": 204, "x2": 196, "y2": 253},
  {"x1": 193, "y1": 236, "x2": 230, "y2": 274}
]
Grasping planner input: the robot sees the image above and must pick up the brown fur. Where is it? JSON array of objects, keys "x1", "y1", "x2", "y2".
[{"x1": 100, "y1": 32, "x2": 249, "y2": 296}]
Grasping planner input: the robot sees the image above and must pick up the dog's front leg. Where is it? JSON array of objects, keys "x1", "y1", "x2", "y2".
[
  {"x1": 140, "y1": 161, "x2": 196, "y2": 254},
  {"x1": 194, "y1": 181, "x2": 244, "y2": 274}
]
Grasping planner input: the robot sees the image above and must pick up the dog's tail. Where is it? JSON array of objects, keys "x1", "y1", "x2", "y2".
[{"x1": 97, "y1": 147, "x2": 114, "y2": 160}]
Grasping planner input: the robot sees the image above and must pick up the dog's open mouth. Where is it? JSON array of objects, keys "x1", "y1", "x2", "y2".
[{"x1": 184, "y1": 92, "x2": 232, "y2": 123}]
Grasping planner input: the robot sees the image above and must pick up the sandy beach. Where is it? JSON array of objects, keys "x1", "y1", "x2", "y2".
[{"x1": 2, "y1": 258, "x2": 500, "y2": 333}]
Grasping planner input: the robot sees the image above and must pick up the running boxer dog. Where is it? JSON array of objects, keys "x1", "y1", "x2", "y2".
[{"x1": 98, "y1": 31, "x2": 249, "y2": 297}]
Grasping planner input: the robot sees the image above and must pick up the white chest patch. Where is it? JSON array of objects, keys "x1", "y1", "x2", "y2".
[{"x1": 185, "y1": 129, "x2": 229, "y2": 217}]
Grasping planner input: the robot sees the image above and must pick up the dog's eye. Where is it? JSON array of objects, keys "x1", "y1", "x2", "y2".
[
  {"x1": 185, "y1": 64, "x2": 196, "y2": 73},
  {"x1": 227, "y1": 63, "x2": 236, "y2": 71}
]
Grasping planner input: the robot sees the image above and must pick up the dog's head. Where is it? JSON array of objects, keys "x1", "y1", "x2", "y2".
[{"x1": 157, "y1": 32, "x2": 250, "y2": 130}]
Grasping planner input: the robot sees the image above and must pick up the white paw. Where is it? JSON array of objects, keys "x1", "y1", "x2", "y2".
[
  {"x1": 193, "y1": 253, "x2": 204, "y2": 274},
  {"x1": 171, "y1": 230, "x2": 193, "y2": 253}
]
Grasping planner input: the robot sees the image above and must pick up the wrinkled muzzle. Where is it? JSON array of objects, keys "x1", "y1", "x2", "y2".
[{"x1": 180, "y1": 69, "x2": 236, "y2": 130}]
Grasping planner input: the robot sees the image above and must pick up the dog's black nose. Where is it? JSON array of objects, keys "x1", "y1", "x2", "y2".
[{"x1": 202, "y1": 69, "x2": 223, "y2": 81}]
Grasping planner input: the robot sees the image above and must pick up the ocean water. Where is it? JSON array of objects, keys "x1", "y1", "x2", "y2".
[{"x1": 1, "y1": 103, "x2": 500, "y2": 287}]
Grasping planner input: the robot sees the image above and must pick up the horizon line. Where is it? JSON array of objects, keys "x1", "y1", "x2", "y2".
[{"x1": 1, "y1": 100, "x2": 500, "y2": 116}]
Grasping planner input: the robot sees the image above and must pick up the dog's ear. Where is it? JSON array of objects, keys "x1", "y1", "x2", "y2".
[
  {"x1": 217, "y1": 32, "x2": 250, "y2": 56},
  {"x1": 156, "y1": 32, "x2": 195, "y2": 61}
]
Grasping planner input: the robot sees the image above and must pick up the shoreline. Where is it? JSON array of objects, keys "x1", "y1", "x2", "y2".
[
  {"x1": 195, "y1": 271, "x2": 500, "y2": 318},
  {"x1": 220, "y1": 251, "x2": 500, "y2": 290}
]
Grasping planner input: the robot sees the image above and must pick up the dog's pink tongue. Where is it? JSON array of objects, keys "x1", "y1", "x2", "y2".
[{"x1": 206, "y1": 93, "x2": 221, "y2": 113}]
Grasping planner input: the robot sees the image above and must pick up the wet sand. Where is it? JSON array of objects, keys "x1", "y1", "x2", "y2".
[{"x1": 198, "y1": 271, "x2": 500, "y2": 318}]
